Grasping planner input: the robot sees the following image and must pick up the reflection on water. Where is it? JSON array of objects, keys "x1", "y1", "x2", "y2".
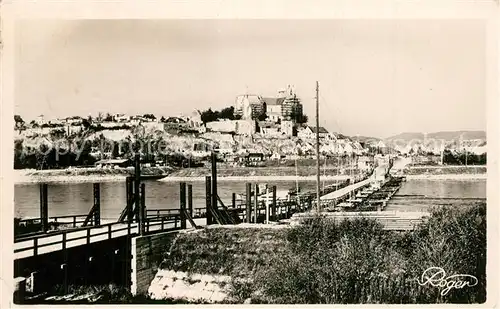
[
  {"x1": 14, "y1": 179, "x2": 487, "y2": 219},
  {"x1": 386, "y1": 179, "x2": 486, "y2": 212},
  {"x1": 14, "y1": 180, "x2": 336, "y2": 220}
]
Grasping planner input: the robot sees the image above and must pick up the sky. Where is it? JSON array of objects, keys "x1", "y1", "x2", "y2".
[{"x1": 14, "y1": 19, "x2": 486, "y2": 138}]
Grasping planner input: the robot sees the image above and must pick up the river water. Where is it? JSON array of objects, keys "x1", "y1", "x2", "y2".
[
  {"x1": 386, "y1": 179, "x2": 486, "y2": 212},
  {"x1": 14, "y1": 179, "x2": 486, "y2": 219},
  {"x1": 14, "y1": 179, "x2": 337, "y2": 220}
]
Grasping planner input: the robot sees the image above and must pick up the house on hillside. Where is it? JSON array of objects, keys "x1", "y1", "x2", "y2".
[
  {"x1": 113, "y1": 114, "x2": 130, "y2": 122},
  {"x1": 258, "y1": 121, "x2": 281, "y2": 136},
  {"x1": 234, "y1": 94, "x2": 263, "y2": 120},
  {"x1": 297, "y1": 126, "x2": 330, "y2": 139},
  {"x1": 185, "y1": 110, "x2": 204, "y2": 131},
  {"x1": 94, "y1": 159, "x2": 131, "y2": 168},
  {"x1": 261, "y1": 97, "x2": 286, "y2": 122}
]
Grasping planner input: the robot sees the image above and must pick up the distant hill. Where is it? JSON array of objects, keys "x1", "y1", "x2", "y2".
[
  {"x1": 386, "y1": 130, "x2": 485, "y2": 141},
  {"x1": 348, "y1": 135, "x2": 382, "y2": 144}
]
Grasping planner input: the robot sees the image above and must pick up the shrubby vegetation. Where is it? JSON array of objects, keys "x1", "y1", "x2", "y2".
[
  {"x1": 160, "y1": 203, "x2": 486, "y2": 304},
  {"x1": 442, "y1": 150, "x2": 486, "y2": 165},
  {"x1": 200, "y1": 106, "x2": 242, "y2": 123}
]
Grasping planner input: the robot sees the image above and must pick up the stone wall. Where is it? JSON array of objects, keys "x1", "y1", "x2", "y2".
[{"x1": 130, "y1": 230, "x2": 180, "y2": 295}]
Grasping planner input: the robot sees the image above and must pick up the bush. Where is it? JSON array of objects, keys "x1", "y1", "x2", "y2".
[{"x1": 251, "y1": 203, "x2": 486, "y2": 304}]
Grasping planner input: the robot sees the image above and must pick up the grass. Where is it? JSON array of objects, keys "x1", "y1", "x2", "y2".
[
  {"x1": 158, "y1": 202, "x2": 486, "y2": 304},
  {"x1": 29, "y1": 284, "x2": 205, "y2": 304}
]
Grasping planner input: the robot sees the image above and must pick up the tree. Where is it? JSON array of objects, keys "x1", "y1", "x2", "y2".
[
  {"x1": 160, "y1": 116, "x2": 166, "y2": 123},
  {"x1": 201, "y1": 108, "x2": 216, "y2": 123},
  {"x1": 14, "y1": 115, "x2": 25, "y2": 131},
  {"x1": 104, "y1": 113, "x2": 113, "y2": 121},
  {"x1": 143, "y1": 114, "x2": 156, "y2": 121},
  {"x1": 14, "y1": 115, "x2": 24, "y2": 125},
  {"x1": 82, "y1": 118, "x2": 91, "y2": 130}
]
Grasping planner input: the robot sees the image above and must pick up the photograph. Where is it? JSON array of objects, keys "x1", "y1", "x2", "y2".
[{"x1": 1, "y1": 2, "x2": 497, "y2": 306}]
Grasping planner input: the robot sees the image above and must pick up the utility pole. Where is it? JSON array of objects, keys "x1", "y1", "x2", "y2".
[{"x1": 315, "y1": 81, "x2": 321, "y2": 212}]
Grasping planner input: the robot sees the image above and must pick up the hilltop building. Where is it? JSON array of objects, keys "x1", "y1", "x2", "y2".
[
  {"x1": 234, "y1": 85, "x2": 304, "y2": 123},
  {"x1": 234, "y1": 94, "x2": 261, "y2": 120}
]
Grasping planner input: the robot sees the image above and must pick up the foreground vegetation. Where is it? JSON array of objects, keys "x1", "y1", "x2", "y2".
[{"x1": 161, "y1": 203, "x2": 486, "y2": 304}]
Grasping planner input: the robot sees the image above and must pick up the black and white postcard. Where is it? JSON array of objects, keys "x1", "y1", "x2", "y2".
[{"x1": 1, "y1": 1, "x2": 498, "y2": 307}]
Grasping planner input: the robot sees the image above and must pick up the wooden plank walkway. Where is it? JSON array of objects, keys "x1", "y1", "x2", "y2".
[
  {"x1": 14, "y1": 217, "x2": 181, "y2": 260},
  {"x1": 291, "y1": 211, "x2": 429, "y2": 231},
  {"x1": 320, "y1": 179, "x2": 372, "y2": 200}
]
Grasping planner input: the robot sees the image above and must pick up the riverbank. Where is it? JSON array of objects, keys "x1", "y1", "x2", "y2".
[
  {"x1": 402, "y1": 165, "x2": 486, "y2": 180},
  {"x1": 405, "y1": 174, "x2": 486, "y2": 180},
  {"x1": 13, "y1": 167, "x2": 172, "y2": 184},
  {"x1": 13, "y1": 166, "x2": 360, "y2": 184},
  {"x1": 404, "y1": 165, "x2": 486, "y2": 175},
  {"x1": 13, "y1": 164, "x2": 487, "y2": 184}
]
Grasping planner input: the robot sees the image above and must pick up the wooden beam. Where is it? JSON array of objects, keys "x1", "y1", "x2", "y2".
[
  {"x1": 140, "y1": 183, "x2": 146, "y2": 235},
  {"x1": 187, "y1": 184, "x2": 193, "y2": 217},
  {"x1": 134, "y1": 154, "x2": 141, "y2": 224},
  {"x1": 211, "y1": 152, "x2": 218, "y2": 212},
  {"x1": 254, "y1": 184, "x2": 259, "y2": 223},
  {"x1": 93, "y1": 183, "x2": 100, "y2": 225},
  {"x1": 245, "y1": 183, "x2": 252, "y2": 223},
  {"x1": 180, "y1": 182, "x2": 187, "y2": 229},
  {"x1": 39, "y1": 184, "x2": 48, "y2": 232},
  {"x1": 272, "y1": 186, "x2": 277, "y2": 221},
  {"x1": 205, "y1": 176, "x2": 212, "y2": 225}
]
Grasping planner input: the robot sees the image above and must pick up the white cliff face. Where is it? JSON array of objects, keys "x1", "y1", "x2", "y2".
[{"x1": 148, "y1": 269, "x2": 232, "y2": 303}]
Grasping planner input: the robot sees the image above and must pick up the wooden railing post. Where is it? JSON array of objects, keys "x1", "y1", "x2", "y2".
[
  {"x1": 187, "y1": 184, "x2": 193, "y2": 217},
  {"x1": 272, "y1": 186, "x2": 277, "y2": 221},
  {"x1": 206, "y1": 176, "x2": 213, "y2": 225},
  {"x1": 265, "y1": 186, "x2": 270, "y2": 224},
  {"x1": 180, "y1": 182, "x2": 187, "y2": 229},
  {"x1": 39, "y1": 184, "x2": 48, "y2": 233},
  {"x1": 211, "y1": 152, "x2": 218, "y2": 214},
  {"x1": 254, "y1": 184, "x2": 259, "y2": 223},
  {"x1": 93, "y1": 183, "x2": 101, "y2": 225},
  {"x1": 33, "y1": 238, "x2": 38, "y2": 256},
  {"x1": 232, "y1": 193, "x2": 236, "y2": 209},
  {"x1": 126, "y1": 177, "x2": 134, "y2": 222},
  {"x1": 140, "y1": 183, "x2": 146, "y2": 235},
  {"x1": 245, "y1": 183, "x2": 252, "y2": 223},
  {"x1": 62, "y1": 232, "x2": 68, "y2": 294},
  {"x1": 134, "y1": 154, "x2": 141, "y2": 225}
]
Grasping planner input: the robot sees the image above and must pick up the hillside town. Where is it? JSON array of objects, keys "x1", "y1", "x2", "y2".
[{"x1": 13, "y1": 85, "x2": 487, "y2": 170}]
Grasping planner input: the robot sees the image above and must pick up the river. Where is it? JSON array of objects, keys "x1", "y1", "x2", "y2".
[
  {"x1": 385, "y1": 179, "x2": 486, "y2": 212},
  {"x1": 14, "y1": 179, "x2": 338, "y2": 220},
  {"x1": 14, "y1": 178, "x2": 486, "y2": 219}
]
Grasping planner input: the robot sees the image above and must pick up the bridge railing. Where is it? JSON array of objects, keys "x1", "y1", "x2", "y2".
[
  {"x1": 145, "y1": 209, "x2": 180, "y2": 219},
  {"x1": 14, "y1": 215, "x2": 182, "y2": 258},
  {"x1": 16, "y1": 214, "x2": 94, "y2": 227},
  {"x1": 14, "y1": 214, "x2": 98, "y2": 240}
]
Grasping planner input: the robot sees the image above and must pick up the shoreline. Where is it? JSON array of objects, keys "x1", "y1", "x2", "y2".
[
  {"x1": 14, "y1": 173, "x2": 487, "y2": 184},
  {"x1": 159, "y1": 175, "x2": 351, "y2": 182},
  {"x1": 13, "y1": 165, "x2": 487, "y2": 184},
  {"x1": 404, "y1": 174, "x2": 486, "y2": 180}
]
